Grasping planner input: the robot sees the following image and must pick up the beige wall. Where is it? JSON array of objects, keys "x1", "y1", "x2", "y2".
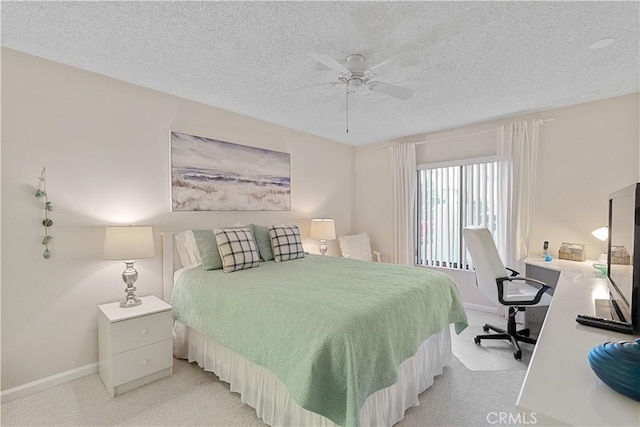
[
  {"x1": 355, "y1": 94, "x2": 640, "y2": 309},
  {"x1": 532, "y1": 96, "x2": 639, "y2": 258},
  {"x1": 1, "y1": 48, "x2": 355, "y2": 390}
]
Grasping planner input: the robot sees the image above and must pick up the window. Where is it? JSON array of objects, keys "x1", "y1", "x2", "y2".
[{"x1": 416, "y1": 158, "x2": 499, "y2": 269}]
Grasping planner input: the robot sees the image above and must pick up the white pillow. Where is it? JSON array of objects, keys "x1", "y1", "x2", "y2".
[
  {"x1": 174, "y1": 231, "x2": 202, "y2": 268},
  {"x1": 338, "y1": 233, "x2": 373, "y2": 261}
]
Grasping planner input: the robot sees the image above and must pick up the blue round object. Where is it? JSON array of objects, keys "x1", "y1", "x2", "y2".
[
  {"x1": 588, "y1": 339, "x2": 640, "y2": 402},
  {"x1": 544, "y1": 255, "x2": 552, "y2": 262}
]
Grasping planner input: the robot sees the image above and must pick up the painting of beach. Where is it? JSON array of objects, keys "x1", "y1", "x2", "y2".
[{"x1": 171, "y1": 131, "x2": 291, "y2": 211}]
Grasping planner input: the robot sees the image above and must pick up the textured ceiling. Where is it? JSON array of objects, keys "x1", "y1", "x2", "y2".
[{"x1": 1, "y1": 1, "x2": 639, "y2": 146}]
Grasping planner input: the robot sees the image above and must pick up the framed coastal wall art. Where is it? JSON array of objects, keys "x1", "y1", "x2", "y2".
[{"x1": 170, "y1": 131, "x2": 291, "y2": 211}]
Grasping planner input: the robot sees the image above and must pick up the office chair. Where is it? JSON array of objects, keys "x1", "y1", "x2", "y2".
[{"x1": 463, "y1": 226, "x2": 552, "y2": 360}]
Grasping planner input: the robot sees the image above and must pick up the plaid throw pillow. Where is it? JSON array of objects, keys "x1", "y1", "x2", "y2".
[
  {"x1": 214, "y1": 227, "x2": 261, "y2": 273},
  {"x1": 269, "y1": 225, "x2": 305, "y2": 262}
]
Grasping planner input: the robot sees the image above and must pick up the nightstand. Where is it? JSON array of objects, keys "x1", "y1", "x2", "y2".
[{"x1": 98, "y1": 295, "x2": 173, "y2": 397}]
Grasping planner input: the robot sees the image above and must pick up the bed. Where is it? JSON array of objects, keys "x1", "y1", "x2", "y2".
[{"x1": 162, "y1": 230, "x2": 467, "y2": 427}]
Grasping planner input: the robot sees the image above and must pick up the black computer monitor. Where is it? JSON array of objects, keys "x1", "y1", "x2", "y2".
[{"x1": 605, "y1": 183, "x2": 640, "y2": 333}]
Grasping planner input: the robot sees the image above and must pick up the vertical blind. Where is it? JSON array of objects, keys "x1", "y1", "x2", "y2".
[{"x1": 417, "y1": 160, "x2": 498, "y2": 269}]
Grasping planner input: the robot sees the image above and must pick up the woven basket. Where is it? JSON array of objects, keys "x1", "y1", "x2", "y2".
[
  {"x1": 558, "y1": 242, "x2": 586, "y2": 262},
  {"x1": 610, "y1": 246, "x2": 631, "y2": 265}
]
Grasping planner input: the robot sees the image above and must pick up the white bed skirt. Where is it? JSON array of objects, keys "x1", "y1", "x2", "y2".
[{"x1": 173, "y1": 322, "x2": 452, "y2": 426}]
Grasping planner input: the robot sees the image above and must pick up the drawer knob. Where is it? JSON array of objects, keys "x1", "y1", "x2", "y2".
[
  {"x1": 141, "y1": 329, "x2": 147, "y2": 334},
  {"x1": 142, "y1": 359, "x2": 148, "y2": 365}
]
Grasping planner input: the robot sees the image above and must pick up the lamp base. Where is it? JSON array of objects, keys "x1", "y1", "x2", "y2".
[
  {"x1": 120, "y1": 261, "x2": 142, "y2": 308},
  {"x1": 319, "y1": 240, "x2": 328, "y2": 256},
  {"x1": 120, "y1": 297, "x2": 142, "y2": 308}
]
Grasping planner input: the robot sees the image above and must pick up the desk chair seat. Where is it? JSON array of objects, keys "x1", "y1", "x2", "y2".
[{"x1": 463, "y1": 226, "x2": 552, "y2": 360}]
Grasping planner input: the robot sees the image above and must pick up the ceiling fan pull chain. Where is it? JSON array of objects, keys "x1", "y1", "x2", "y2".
[{"x1": 346, "y1": 84, "x2": 349, "y2": 133}]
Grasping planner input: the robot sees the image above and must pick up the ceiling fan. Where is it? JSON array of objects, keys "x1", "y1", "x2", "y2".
[{"x1": 302, "y1": 52, "x2": 419, "y2": 132}]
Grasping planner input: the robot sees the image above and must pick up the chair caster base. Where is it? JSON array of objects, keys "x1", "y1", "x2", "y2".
[
  {"x1": 473, "y1": 321, "x2": 535, "y2": 360},
  {"x1": 518, "y1": 328, "x2": 530, "y2": 337}
]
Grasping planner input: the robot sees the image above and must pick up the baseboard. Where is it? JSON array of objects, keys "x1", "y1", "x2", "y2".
[
  {"x1": 1, "y1": 362, "x2": 98, "y2": 403},
  {"x1": 463, "y1": 302, "x2": 499, "y2": 315}
]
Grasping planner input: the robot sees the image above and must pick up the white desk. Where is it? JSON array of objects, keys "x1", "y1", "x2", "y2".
[{"x1": 517, "y1": 258, "x2": 640, "y2": 426}]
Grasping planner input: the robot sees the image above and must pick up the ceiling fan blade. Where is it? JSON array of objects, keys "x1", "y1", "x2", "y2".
[
  {"x1": 369, "y1": 81, "x2": 415, "y2": 100},
  {"x1": 291, "y1": 82, "x2": 340, "y2": 91},
  {"x1": 366, "y1": 52, "x2": 418, "y2": 78},
  {"x1": 308, "y1": 53, "x2": 351, "y2": 75}
]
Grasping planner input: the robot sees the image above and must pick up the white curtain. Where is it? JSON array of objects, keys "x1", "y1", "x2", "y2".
[
  {"x1": 391, "y1": 142, "x2": 417, "y2": 266},
  {"x1": 497, "y1": 120, "x2": 540, "y2": 272}
]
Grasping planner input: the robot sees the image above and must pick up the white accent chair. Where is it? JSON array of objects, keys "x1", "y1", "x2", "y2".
[
  {"x1": 338, "y1": 233, "x2": 382, "y2": 263},
  {"x1": 463, "y1": 226, "x2": 552, "y2": 360}
]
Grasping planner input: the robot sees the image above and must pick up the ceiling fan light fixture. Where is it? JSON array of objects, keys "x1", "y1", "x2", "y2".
[{"x1": 348, "y1": 78, "x2": 362, "y2": 91}]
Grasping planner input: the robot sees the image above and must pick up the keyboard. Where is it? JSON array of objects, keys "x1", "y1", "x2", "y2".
[{"x1": 575, "y1": 314, "x2": 634, "y2": 334}]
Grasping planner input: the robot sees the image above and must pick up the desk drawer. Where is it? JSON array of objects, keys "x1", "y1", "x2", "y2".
[
  {"x1": 111, "y1": 339, "x2": 172, "y2": 386},
  {"x1": 111, "y1": 311, "x2": 172, "y2": 354}
]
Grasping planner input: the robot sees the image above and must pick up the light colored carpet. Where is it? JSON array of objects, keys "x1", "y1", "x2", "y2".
[
  {"x1": 2, "y1": 309, "x2": 530, "y2": 426},
  {"x1": 452, "y1": 309, "x2": 533, "y2": 371},
  {"x1": 2, "y1": 358, "x2": 527, "y2": 427}
]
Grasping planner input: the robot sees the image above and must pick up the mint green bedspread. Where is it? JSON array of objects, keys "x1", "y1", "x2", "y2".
[{"x1": 171, "y1": 254, "x2": 467, "y2": 426}]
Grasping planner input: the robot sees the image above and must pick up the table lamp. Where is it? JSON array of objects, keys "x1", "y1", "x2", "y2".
[
  {"x1": 103, "y1": 226, "x2": 155, "y2": 308},
  {"x1": 592, "y1": 226, "x2": 608, "y2": 263},
  {"x1": 310, "y1": 219, "x2": 336, "y2": 255}
]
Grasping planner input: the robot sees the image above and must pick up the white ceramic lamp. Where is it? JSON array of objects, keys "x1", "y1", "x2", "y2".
[
  {"x1": 310, "y1": 219, "x2": 336, "y2": 256},
  {"x1": 103, "y1": 226, "x2": 155, "y2": 308}
]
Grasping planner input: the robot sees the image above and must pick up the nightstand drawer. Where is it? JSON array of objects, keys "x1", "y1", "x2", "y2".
[
  {"x1": 111, "y1": 339, "x2": 173, "y2": 386},
  {"x1": 111, "y1": 311, "x2": 172, "y2": 354}
]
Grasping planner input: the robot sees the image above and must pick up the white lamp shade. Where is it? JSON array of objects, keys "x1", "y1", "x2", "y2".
[
  {"x1": 103, "y1": 226, "x2": 155, "y2": 260},
  {"x1": 592, "y1": 227, "x2": 609, "y2": 242},
  {"x1": 310, "y1": 219, "x2": 336, "y2": 240}
]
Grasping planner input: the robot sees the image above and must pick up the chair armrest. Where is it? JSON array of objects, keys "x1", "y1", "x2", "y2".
[
  {"x1": 496, "y1": 276, "x2": 551, "y2": 306},
  {"x1": 372, "y1": 251, "x2": 382, "y2": 263},
  {"x1": 506, "y1": 267, "x2": 519, "y2": 277}
]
